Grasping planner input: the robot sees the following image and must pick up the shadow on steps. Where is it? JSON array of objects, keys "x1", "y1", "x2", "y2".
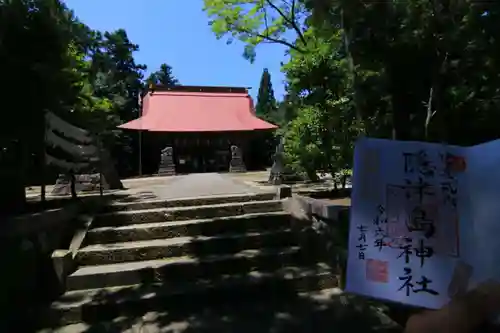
[
  {"x1": 39, "y1": 288, "x2": 403, "y2": 333},
  {"x1": 20, "y1": 190, "x2": 412, "y2": 333}
]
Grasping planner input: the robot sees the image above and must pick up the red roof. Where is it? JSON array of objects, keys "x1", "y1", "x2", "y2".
[{"x1": 118, "y1": 86, "x2": 277, "y2": 132}]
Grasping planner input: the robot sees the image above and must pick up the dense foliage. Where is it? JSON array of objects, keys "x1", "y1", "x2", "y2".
[
  {"x1": 204, "y1": 0, "x2": 500, "y2": 179},
  {"x1": 4, "y1": 0, "x2": 500, "y2": 208},
  {"x1": 146, "y1": 63, "x2": 179, "y2": 86},
  {"x1": 255, "y1": 68, "x2": 278, "y2": 122},
  {"x1": 0, "y1": 0, "x2": 178, "y2": 210}
]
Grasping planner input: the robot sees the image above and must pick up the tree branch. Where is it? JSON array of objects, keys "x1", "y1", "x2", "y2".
[
  {"x1": 253, "y1": 31, "x2": 305, "y2": 52},
  {"x1": 424, "y1": 86, "x2": 435, "y2": 140},
  {"x1": 264, "y1": 0, "x2": 308, "y2": 47},
  {"x1": 229, "y1": 23, "x2": 307, "y2": 53},
  {"x1": 263, "y1": 3, "x2": 270, "y2": 33}
]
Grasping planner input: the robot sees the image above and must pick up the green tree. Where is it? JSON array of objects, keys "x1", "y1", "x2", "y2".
[
  {"x1": 275, "y1": 93, "x2": 299, "y2": 127},
  {"x1": 203, "y1": 0, "x2": 358, "y2": 177},
  {"x1": 309, "y1": 0, "x2": 500, "y2": 143},
  {"x1": 147, "y1": 63, "x2": 179, "y2": 86},
  {"x1": 203, "y1": 0, "x2": 311, "y2": 62},
  {"x1": 88, "y1": 29, "x2": 147, "y2": 177},
  {"x1": 205, "y1": 0, "x2": 500, "y2": 181},
  {"x1": 0, "y1": 0, "x2": 87, "y2": 210},
  {"x1": 255, "y1": 68, "x2": 277, "y2": 122},
  {"x1": 277, "y1": 22, "x2": 360, "y2": 177},
  {"x1": 0, "y1": 0, "x2": 149, "y2": 210}
]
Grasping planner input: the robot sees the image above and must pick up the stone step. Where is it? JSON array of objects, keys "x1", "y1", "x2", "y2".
[
  {"x1": 86, "y1": 211, "x2": 291, "y2": 245},
  {"x1": 67, "y1": 247, "x2": 302, "y2": 291},
  {"x1": 49, "y1": 264, "x2": 337, "y2": 325},
  {"x1": 105, "y1": 192, "x2": 276, "y2": 212},
  {"x1": 76, "y1": 229, "x2": 297, "y2": 266},
  {"x1": 94, "y1": 200, "x2": 284, "y2": 227},
  {"x1": 38, "y1": 288, "x2": 352, "y2": 333}
]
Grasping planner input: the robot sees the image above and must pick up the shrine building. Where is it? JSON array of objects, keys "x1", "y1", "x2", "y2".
[{"x1": 118, "y1": 85, "x2": 277, "y2": 174}]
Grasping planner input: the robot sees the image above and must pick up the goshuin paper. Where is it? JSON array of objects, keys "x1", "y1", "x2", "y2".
[{"x1": 346, "y1": 137, "x2": 500, "y2": 309}]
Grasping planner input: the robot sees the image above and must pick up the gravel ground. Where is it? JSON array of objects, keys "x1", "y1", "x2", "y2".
[{"x1": 148, "y1": 173, "x2": 273, "y2": 200}]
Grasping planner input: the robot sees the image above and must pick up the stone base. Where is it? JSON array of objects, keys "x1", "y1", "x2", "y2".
[
  {"x1": 52, "y1": 173, "x2": 108, "y2": 195},
  {"x1": 229, "y1": 166, "x2": 246, "y2": 173},
  {"x1": 158, "y1": 165, "x2": 176, "y2": 176},
  {"x1": 229, "y1": 159, "x2": 246, "y2": 173},
  {"x1": 268, "y1": 173, "x2": 283, "y2": 185}
]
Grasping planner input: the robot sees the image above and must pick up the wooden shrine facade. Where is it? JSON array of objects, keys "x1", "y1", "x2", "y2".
[{"x1": 119, "y1": 85, "x2": 277, "y2": 175}]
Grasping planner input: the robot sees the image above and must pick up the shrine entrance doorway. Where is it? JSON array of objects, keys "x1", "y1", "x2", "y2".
[{"x1": 173, "y1": 134, "x2": 232, "y2": 174}]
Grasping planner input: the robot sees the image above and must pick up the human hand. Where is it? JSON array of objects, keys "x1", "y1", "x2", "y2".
[{"x1": 404, "y1": 280, "x2": 500, "y2": 333}]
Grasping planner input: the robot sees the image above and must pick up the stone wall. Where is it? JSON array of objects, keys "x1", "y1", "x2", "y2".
[
  {"x1": 0, "y1": 197, "x2": 101, "y2": 330},
  {"x1": 283, "y1": 195, "x2": 350, "y2": 287}
]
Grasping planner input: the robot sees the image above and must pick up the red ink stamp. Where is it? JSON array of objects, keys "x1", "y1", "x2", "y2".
[
  {"x1": 447, "y1": 155, "x2": 466, "y2": 172},
  {"x1": 366, "y1": 259, "x2": 389, "y2": 283}
]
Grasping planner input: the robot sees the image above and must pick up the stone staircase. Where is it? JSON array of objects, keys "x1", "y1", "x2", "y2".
[{"x1": 47, "y1": 192, "x2": 338, "y2": 327}]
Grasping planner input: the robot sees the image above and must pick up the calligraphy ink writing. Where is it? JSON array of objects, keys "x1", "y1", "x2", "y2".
[
  {"x1": 403, "y1": 150, "x2": 435, "y2": 178},
  {"x1": 357, "y1": 244, "x2": 367, "y2": 250},
  {"x1": 372, "y1": 204, "x2": 388, "y2": 251},
  {"x1": 398, "y1": 267, "x2": 439, "y2": 296},
  {"x1": 440, "y1": 152, "x2": 460, "y2": 208},
  {"x1": 441, "y1": 153, "x2": 455, "y2": 179},
  {"x1": 408, "y1": 206, "x2": 436, "y2": 238},
  {"x1": 357, "y1": 225, "x2": 367, "y2": 235},
  {"x1": 441, "y1": 181, "x2": 458, "y2": 208},
  {"x1": 414, "y1": 275, "x2": 439, "y2": 295},
  {"x1": 398, "y1": 267, "x2": 413, "y2": 296},
  {"x1": 397, "y1": 237, "x2": 413, "y2": 264},
  {"x1": 374, "y1": 238, "x2": 385, "y2": 251},
  {"x1": 404, "y1": 177, "x2": 435, "y2": 203},
  {"x1": 374, "y1": 226, "x2": 385, "y2": 238},
  {"x1": 357, "y1": 224, "x2": 368, "y2": 260},
  {"x1": 373, "y1": 205, "x2": 387, "y2": 225},
  {"x1": 414, "y1": 239, "x2": 434, "y2": 267}
]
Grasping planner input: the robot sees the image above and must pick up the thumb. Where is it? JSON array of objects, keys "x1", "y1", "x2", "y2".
[{"x1": 405, "y1": 280, "x2": 500, "y2": 333}]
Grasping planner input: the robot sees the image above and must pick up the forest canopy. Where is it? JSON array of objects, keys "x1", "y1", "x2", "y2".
[
  {"x1": 204, "y1": 0, "x2": 500, "y2": 179},
  {"x1": 0, "y1": 0, "x2": 178, "y2": 209}
]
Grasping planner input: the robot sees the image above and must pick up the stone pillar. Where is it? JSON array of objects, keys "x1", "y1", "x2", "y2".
[
  {"x1": 158, "y1": 146, "x2": 176, "y2": 176},
  {"x1": 275, "y1": 185, "x2": 292, "y2": 199},
  {"x1": 229, "y1": 145, "x2": 246, "y2": 172}
]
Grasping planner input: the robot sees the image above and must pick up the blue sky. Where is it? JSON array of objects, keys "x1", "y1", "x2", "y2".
[{"x1": 64, "y1": 0, "x2": 288, "y2": 100}]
